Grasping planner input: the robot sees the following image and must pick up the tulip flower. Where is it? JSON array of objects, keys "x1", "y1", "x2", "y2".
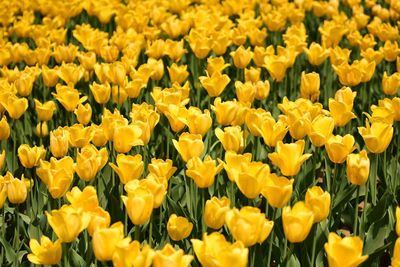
[
  {"x1": 34, "y1": 99, "x2": 57, "y2": 121},
  {"x1": 282, "y1": 201, "x2": 314, "y2": 243},
  {"x1": 263, "y1": 55, "x2": 289, "y2": 82},
  {"x1": 148, "y1": 158, "x2": 177, "y2": 180},
  {"x1": 66, "y1": 186, "x2": 99, "y2": 213},
  {"x1": 153, "y1": 244, "x2": 193, "y2": 267},
  {"x1": 215, "y1": 126, "x2": 244, "y2": 153},
  {"x1": 346, "y1": 150, "x2": 370, "y2": 185},
  {"x1": 87, "y1": 207, "x2": 111, "y2": 237},
  {"x1": 329, "y1": 87, "x2": 357, "y2": 127},
  {"x1": 268, "y1": 140, "x2": 312, "y2": 177},
  {"x1": 186, "y1": 107, "x2": 212, "y2": 136},
  {"x1": 122, "y1": 187, "x2": 154, "y2": 225},
  {"x1": 93, "y1": 222, "x2": 125, "y2": 262},
  {"x1": 235, "y1": 161, "x2": 270, "y2": 199},
  {"x1": 325, "y1": 135, "x2": 356, "y2": 164},
  {"x1": 27, "y1": 236, "x2": 62, "y2": 265},
  {"x1": 230, "y1": 46, "x2": 253, "y2": 69},
  {"x1": 68, "y1": 124, "x2": 95, "y2": 148},
  {"x1": 204, "y1": 196, "x2": 230, "y2": 229},
  {"x1": 358, "y1": 120, "x2": 393, "y2": 154},
  {"x1": 1, "y1": 94, "x2": 28, "y2": 119},
  {"x1": 324, "y1": 232, "x2": 368, "y2": 267},
  {"x1": 50, "y1": 127, "x2": 69, "y2": 158},
  {"x1": 304, "y1": 42, "x2": 330, "y2": 66},
  {"x1": 191, "y1": 232, "x2": 248, "y2": 267},
  {"x1": 392, "y1": 238, "x2": 400, "y2": 266},
  {"x1": 74, "y1": 145, "x2": 108, "y2": 182},
  {"x1": 199, "y1": 71, "x2": 230, "y2": 97},
  {"x1": 308, "y1": 115, "x2": 335, "y2": 147},
  {"x1": 223, "y1": 151, "x2": 253, "y2": 182},
  {"x1": 225, "y1": 207, "x2": 274, "y2": 247},
  {"x1": 305, "y1": 186, "x2": 331, "y2": 223},
  {"x1": 186, "y1": 156, "x2": 223, "y2": 188},
  {"x1": 211, "y1": 98, "x2": 239, "y2": 126},
  {"x1": 6, "y1": 174, "x2": 28, "y2": 204},
  {"x1": 167, "y1": 214, "x2": 193, "y2": 241},
  {"x1": 113, "y1": 124, "x2": 143, "y2": 153},
  {"x1": 396, "y1": 207, "x2": 400, "y2": 236},
  {"x1": 300, "y1": 71, "x2": 320, "y2": 101},
  {"x1": 0, "y1": 116, "x2": 10, "y2": 140},
  {"x1": 17, "y1": 144, "x2": 46, "y2": 169},
  {"x1": 74, "y1": 103, "x2": 92, "y2": 125},
  {"x1": 255, "y1": 80, "x2": 270, "y2": 100},
  {"x1": 206, "y1": 57, "x2": 230, "y2": 75},
  {"x1": 261, "y1": 116, "x2": 289, "y2": 147},
  {"x1": 173, "y1": 132, "x2": 204, "y2": 162},
  {"x1": 110, "y1": 154, "x2": 144, "y2": 184},
  {"x1": 90, "y1": 82, "x2": 111, "y2": 105},
  {"x1": 261, "y1": 174, "x2": 293, "y2": 208},
  {"x1": 245, "y1": 108, "x2": 272, "y2": 137},
  {"x1": 46, "y1": 205, "x2": 91, "y2": 243},
  {"x1": 53, "y1": 84, "x2": 87, "y2": 112},
  {"x1": 168, "y1": 63, "x2": 189, "y2": 85},
  {"x1": 112, "y1": 239, "x2": 154, "y2": 267}
]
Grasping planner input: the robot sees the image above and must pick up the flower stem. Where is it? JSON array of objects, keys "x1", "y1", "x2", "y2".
[{"x1": 353, "y1": 186, "x2": 360, "y2": 236}]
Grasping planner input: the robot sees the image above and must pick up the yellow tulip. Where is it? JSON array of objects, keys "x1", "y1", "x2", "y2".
[
  {"x1": 346, "y1": 150, "x2": 370, "y2": 185},
  {"x1": 261, "y1": 173, "x2": 293, "y2": 208},
  {"x1": 325, "y1": 134, "x2": 356, "y2": 164},
  {"x1": 245, "y1": 108, "x2": 272, "y2": 137},
  {"x1": 112, "y1": 239, "x2": 154, "y2": 267},
  {"x1": 6, "y1": 174, "x2": 27, "y2": 204},
  {"x1": 199, "y1": 71, "x2": 230, "y2": 97},
  {"x1": 268, "y1": 140, "x2": 312, "y2": 177},
  {"x1": 185, "y1": 107, "x2": 212, "y2": 136},
  {"x1": 36, "y1": 122, "x2": 48, "y2": 137},
  {"x1": 204, "y1": 196, "x2": 230, "y2": 229},
  {"x1": 261, "y1": 116, "x2": 289, "y2": 147},
  {"x1": 66, "y1": 186, "x2": 99, "y2": 213},
  {"x1": 358, "y1": 120, "x2": 393, "y2": 154},
  {"x1": 244, "y1": 67, "x2": 261, "y2": 83},
  {"x1": 74, "y1": 145, "x2": 108, "y2": 182},
  {"x1": 0, "y1": 116, "x2": 10, "y2": 140},
  {"x1": 164, "y1": 105, "x2": 187, "y2": 133},
  {"x1": 122, "y1": 187, "x2": 153, "y2": 225},
  {"x1": 329, "y1": 87, "x2": 357, "y2": 127},
  {"x1": 186, "y1": 156, "x2": 223, "y2": 188},
  {"x1": 87, "y1": 207, "x2": 111, "y2": 237},
  {"x1": 148, "y1": 158, "x2": 177, "y2": 180},
  {"x1": 1, "y1": 94, "x2": 28, "y2": 119},
  {"x1": 206, "y1": 57, "x2": 230, "y2": 75},
  {"x1": 235, "y1": 81, "x2": 256, "y2": 104},
  {"x1": 396, "y1": 207, "x2": 400, "y2": 236},
  {"x1": 113, "y1": 124, "x2": 143, "y2": 153},
  {"x1": 324, "y1": 232, "x2": 368, "y2": 267},
  {"x1": 300, "y1": 71, "x2": 320, "y2": 102},
  {"x1": 235, "y1": 161, "x2": 270, "y2": 199},
  {"x1": 78, "y1": 51, "x2": 96, "y2": 70},
  {"x1": 255, "y1": 80, "x2": 270, "y2": 100},
  {"x1": 46, "y1": 205, "x2": 90, "y2": 243},
  {"x1": 173, "y1": 132, "x2": 204, "y2": 162},
  {"x1": 27, "y1": 236, "x2": 62, "y2": 265},
  {"x1": 223, "y1": 151, "x2": 253, "y2": 182},
  {"x1": 382, "y1": 72, "x2": 400, "y2": 95},
  {"x1": 34, "y1": 99, "x2": 56, "y2": 121},
  {"x1": 305, "y1": 42, "x2": 330, "y2": 66},
  {"x1": 167, "y1": 214, "x2": 193, "y2": 241},
  {"x1": 17, "y1": 144, "x2": 46, "y2": 169},
  {"x1": 0, "y1": 150, "x2": 5, "y2": 170},
  {"x1": 41, "y1": 65, "x2": 59, "y2": 87},
  {"x1": 263, "y1": 55, "x2": 289, "y2": 82},
  {"x1": 93, "y1": 222, "x2": 125, "y2": 262},
  {"x1": 211, "y1": 97, "x2": 239, "y2": 126},
  {"x1": 225, "y1": 207, "x2": 274, "y2": 247},
  {"x1": 50, "y1": 127, "x2": 69, "y2": 158},
  {"x1": 53, "y1": 84, "x2": 87, "y2": 112},
  {"x1": 333, "y1": 63, "x2": 363, "y2": 87},
  {"x1": 308, "y1": 115, "x2": 335, "y2": 147},
  {"x1": 153, "y1": 244, "x2": 193, "y2": 267},
  {"x1": 168, "y1": 64, "x2": 189, "y2": 85},
  {"x1": 282, "y1": 201, "x2": 314, "y2": 243},
  {"x1": 191, "y1": 232, "x2": 248, "y2": 267},
  {"x1": 110, "y1": 154, "x2": 144, "y2": 184},
  {"x1": 215, "y1": 126, "x2": 244, "y2": 153},
  {"x1": 305, "y1": 186, "x2": 331, "y2": 223},
  {"x1": 74, "y1": 103, "x2": 92, "y2": 125},
  {"x1": 392, "y1": 238, "x2": 400, "y2": 267},
  {"x1": 68, "y1": 124, "x2": 94, "y2": 148},
  {"x1": 90, "y1": 82, "x2": 111, "y2": 105}
]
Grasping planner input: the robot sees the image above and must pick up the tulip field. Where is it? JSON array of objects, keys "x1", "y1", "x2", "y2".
[{"x1": 1, "y1": 0, "x2": 400, "y2": 266}]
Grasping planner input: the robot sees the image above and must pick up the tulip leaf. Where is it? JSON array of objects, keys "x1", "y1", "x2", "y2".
[
  {"x1": 69, "y1": 247, "x2": 86, "y2": 267},
  {"x1": 364, "y1": 215, "x2": 391, "y2": 255},
  {"x1": 0, "y1": 236, "x2": 16, "y2": 264},
  {"x1": 366, "y1": 192, "x2": 391, "y2": 222},
  {"x1": 286, "y1": 253, "x2": 301, "y2": 267}
]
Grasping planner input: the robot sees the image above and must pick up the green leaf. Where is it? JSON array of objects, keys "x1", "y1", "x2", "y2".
[{"x1": 0, "y1": 236, "x2": 16, "y2": 264}]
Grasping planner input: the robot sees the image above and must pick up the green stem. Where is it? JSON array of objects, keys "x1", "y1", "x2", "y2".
[
  {"x1": 310, "y1": 224, "x2": 318, "y2": 267},
  {"x1": 353, "y1": 186, "x2": 360, "y2": 236},
  {"x1": 134, "y1": 225, "x2": 140, "y2": 242},
  {"x1": 267, "y1": 209, "x2": 277, "y2": 267}
]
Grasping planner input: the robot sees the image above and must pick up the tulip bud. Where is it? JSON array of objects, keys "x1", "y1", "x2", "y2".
[
  {"x1": 36, "y1": 122, "x2": 48, "y2": 137},
  {"x1": 7, "y1": 174, "x2": 27, "y2": 204},
  {"x1": 230, "y1": 46, "x2": 253, "y2": 69},
  {"x1": 325, "y1": 134, "x2": 356, "y2": 164},
  {"x1": 262, "y1": 174, "x2": 293, "y2": 208},
  {"x1": 0, "y1": 116, "x2": 10, "y2": 140},
  {"x1": 346, "y1": 150, "x2": 370, "y2": 185},
  {"x1": 50, "y1": 127, "x2": 69, "y2": 158},
  {"x1": 122, "y1": 187, "x2": 153, "y2": 225},
  {"x1": 215, "y1": 126, "x2": 244, "y2": 153},
  {"x1": 153, "y1": 244, "x2": 193, "y2": 267},
  {"x1": 282, "y1": 201, "x2": 314, "y2": 243},
  {"x1": 167, "y1": 214, "x2": 193, "y2": 241},
  {"x1": 74, "y1": 103, "x2": 92, "y2": 125},
  {"x1": 300, "y1": 71, "x2": 320, "y2": 102},
  {"x1": 305, "y1": 186, "x2": 331, "y2": 223},
  {"x1": 34, "y1": 100, "x2": 56, "y2": 121}
]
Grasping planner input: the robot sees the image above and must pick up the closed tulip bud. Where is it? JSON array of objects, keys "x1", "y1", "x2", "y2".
[
  {"x1": 122, "y1": 187, "x2": 153, "y2": 225},
  {"x1": 68, "y1": 124, "x2": 94, "y2": 148},
  {"x1": 309, "y1": 115, "x2": 335, "y2": 147},
  {"x1": 358, "y1": 120, "x2": 393, "y2": 154},
  {"x1": 325, "y1": 134, "x2": 356, "y2": 163},
  {"x1": 112, "y1": 239, "x2": 155, "y2": 267},
  {"x1": 262, "y1": 174, "x2": 293, "y2": 208},
  {"x1": 78, "y1": 51, "x2": 96, "y2": 70},
  {"x1": 261, "y1": 116, "x2": 289, "y2": 147},
  {"x1": 0, "y1": 116, "x2": 10, "y2": 140},
  {"x1": 324, "y1": 233, "x2": 368, "y2": 267},
  {"x1": 74, "y1": 103, "x2": 92, "y2": 125},
  {"x1": 230, "y1": 46, "x2": 253, "y2": 69},
  {"x1": 382, "y1": 72, "x2": 400, "y2": 95},
  {"x1": 18, "y1": 144, "x2": 46, "y2": 168},
  {"x1": 305, "y1": 186, "x2": 331, "y2": 223},
  {"x1": 206, "y1": 57, "x2": 230, "y2": 75},
  {"x1": 1, "y1": 95, "x2": 28, "y2": 119},
  {"x1": 167, "y1": 214, "x2": 193, "y2": 241},
  {"x1": 186, "y1": 156, "x2": 223, "y2": 188},
  {"x1": 173, "y1": 132, "x2": 204, "y2": 162},
  {"x1": 91, "y1": 125, "x2": 108, "y2": 147},
  {"x1": 305, "y1": 42, "x2": 330, "y2": 66},
  {"x1": 113, "y1": 124, "x2": 143, "y2": 153},
  {"x1": 34, "y1": 99, "x2": 56, "y2": 121},
  {"x1": 46, "y1": 205, "x2": 91, "y2": 243},
  {"x1": 268, "y1": 140, "x2": 312, "y2": 176},
  {"x1": 7, "y1": 174, "x2": 27, "y2": 204},
  {"x1": 36, "y1": 122, "x2": 48, "y2": 137},
  {"x1": 148, "y1": 158, "x2": 177, "y2": 180},
  {"x1": 186, "y1": 107, "x2": 212, "y2": 136},
  {"x1": 50, "y1": 127, "x2": 69, "y2": 158},
  {"x1": 244, "y1": 67, "x2": 261, "y2": 83},
  {"x1": 211, "y1": 98, "x2": 239, "y2": 126},
  {"x1": 168, "y1": 64, "x2": 189, "y2": 85},
  {"x1": 191, "y1": 232, "x2": 248, "y2": 267},
  {"x1": 226, "y1": 207, "x2": 274, "y2": 247},
  {"x1": 255, "y1": 80, "x2": 270, "y2": 100},
  {"x1": 153, "y1": 244, "x2": 193, "y2": 267},
  {"x1": 14, "y1": 73, "x2": 35, "y2": 97},
  {"x1": 346, "y1": 150, "x2": 370, "y2": 185},
  {"x1": 204, "y1": 196, "x2": 230, "y2": 229},
  {"x1": 235, "y1": 81, "x2": 256, "y2": 104},
  {"x1": 199, "y1": 71, "x2": 230, "y2": 97},
  {"x1": 66, "y1": 186, "x2": 99, "y2": 212},
  {"x1": 110, "y1": 154, "x2": 144, "y2": 184},
  {"x1": 93, "y1": 222, "x2": 125, "y2": 262},
  {"x1": 215, "y1": 126, "x2": 244, "y2": 153},
  {"x1": 282, "y1": 201, "x2": 314, "y2": 243},
  {"x1": 27, "y1": 236, "x2": 62, "y2": 265},
  {"x1": 87, "y1": 207, "x2": 111, "y2": 237},
  {"x1": 300, "y1": 71, "x2": 320, "y2": 101},
  {"x1": 90, "y1": 82, "x2": 111, "y2": 105}
]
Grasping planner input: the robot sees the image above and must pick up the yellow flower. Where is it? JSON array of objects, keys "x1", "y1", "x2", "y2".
[
  {"x1": 245, "y1": 108, "x2": 272, "y2": 137},
  {"x1": 27, "y1": 236, "x2": 61, "y2": 265},
  {"x1": 206, "y1": 57, "x2": 230, "y2": 75},
  {"x1": 41, "y1": 65, "x2": 59, "y2": 87},
  {"x1": 14, "y1": 73, "x2": 35, "y2": 97},
  {"x1": 87, "y1": 207, "x2": 111, "y2": 237},
  {"x1": 66, "y1": 186, "x2": 99, "y2": 213},
  {"x1": 358, "y1": 120, "x2": 393, "y2": 154},
  {"x1": 36, "y1": 122, "x2": 48, "y2": 137},
  {"x1": 186, "y1": 156, "x2": 223, "y2": 188},
  {"x1": 215, "y1": 126, "x2": 244, "y2": 153},
  {"x1": 305, "y1": 186, "x2": 331, "y2": 223},
  {"x1": 110, "y1": 154, "x2": 144, "y2": 184},
  {"x1": 74, "y1": 103, "x2": 92, "y2": 125},
  {"x1": 113, "y1": 124, "x2": 143, "y2": 153},
  {"x1": 53, "y1": 84, "x2": 87, "y2": 112},
  {"x1": 148, "y1": 158, "x2": 177, "y2": 180},
  {"x1": 0, "y1": 150, "x2": 5, "y2": 170},
  {"x1": 173, "y1": 132, "x2": 204, "y2": 162},
  {"x1": 46, "y1": 205, "x2": 90, "y2": 243},
  {"x1": 112, "y1": 239, "x2": 154, "y2": 267},
  {"x1": 235, "y1": 161, "x2": 270, "y2": 199},
  {"x1": 268, "y1": 140, "x2": 312, "y2": 177},
  {"x1": 34, "y1": 99, "x2": 56, "y2": 121},
  {"x1": 230, "y1": 46, "x2": 253, "y2": 69},
  {"x1": 329, "y1": 87, "x2": 357, "y2": 127},
  {"x1": 0, "y1": 116, "x2": 10, "y2": 140},
  {"x1": 308, "y1": 115, "x2": 335, "y2": 147},
  {"x1": 261, "y1": 116, "x2": 289, "y2": 147},
  {"x1": 211, "y1": 98, "x2": 239, "y2": 126},
  {"x1": 333, "y1": 63, "x2": 363, "y2": 87},
  {"x1": 93, "y1": 222, "x2": 125, "y2": 262},
  {"x1": 204, "y1": 196, "x2": 230, "y2": 230},
  {"x1": 199, "y1": 71, "x2": 230, "y2": 97},
  {"x1": 191, "y1": 232, "x2": 248, "y2": 267},
  {"x1": 153, "y1": 244, "x2": 193, "y2": 267},
  {"x1": 300, "y1": 71, "x2": 320, "y2": 101},
  {"x1": 6, "y1": 173, "x2": 28, "y2": 204},
  {"x1": 68, "y1": 124, "x2": 95, "y2": 148},
  {"x1": 255, "y1": 80, "x2": 270, "y2": 100},
  {"x1": 346, "y1": 150, "x2": 370, "y2": 185},
  {"x1": 235, "y1": 81, "x2": 256, "y2": 104},
  {"x1": 225, "y1": 207, "x2": 274, "y2": 247},
  {"x1": 263, "y1": 55, "x2": 289, "y2": 82},
  {"x1": 392, "y1": 238, "x2": 400, "y2": 267},
  {"x1": 397, "y1": 207, "x2": 400, "y2": 236},
  {"x1": 261, "y1": 173, "x2": 293, "y2": 208},
  {"x1": 324, "y1": 232, "x2": 368, "y2": 267},
  {"x1": 50, "y1": 127, "x2": 69, "y2": 158},
  {"x1": 1, "y1": 94, "x2": 28, "y2": 119},
  {"x1": 305, "y1": 42, "x2": 330, "y2": 66},
  {"x1": 382, "y1": 72, "x2": 400, "y2": 95},
  {"x1": 325, "y1": 134, "x2": 356, "y2": 164},
  {"x1": 74, "y1": 145, "x2": 108, "y2": 182},
  {"x1": 186, "y1": 107, "x2": 212, "y2": 136},
  {"x1": 282, "y1": 201, "x2": 314, "y2": 243},
  {"x1": 223, "y1": 151, "x2": 253, "y2": 182},
  {"x1": 168, "y1": 64, "x2": 189, "y2": 85},
  {"x1": 148, "y1": 58, "x2": 164, "y2": 81},
  {"x1": 122, "y1": 187, "x2": 154, "y2": 225},
  {"x1": 167, "y1": 214, "x2": 193, "y2": 241},
  {"x1": 17, "y1": 144, "x2": 46, "y2": 169},
  {"x1": 90, "y1": 82, "x2": 111, "y2": 105}
]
